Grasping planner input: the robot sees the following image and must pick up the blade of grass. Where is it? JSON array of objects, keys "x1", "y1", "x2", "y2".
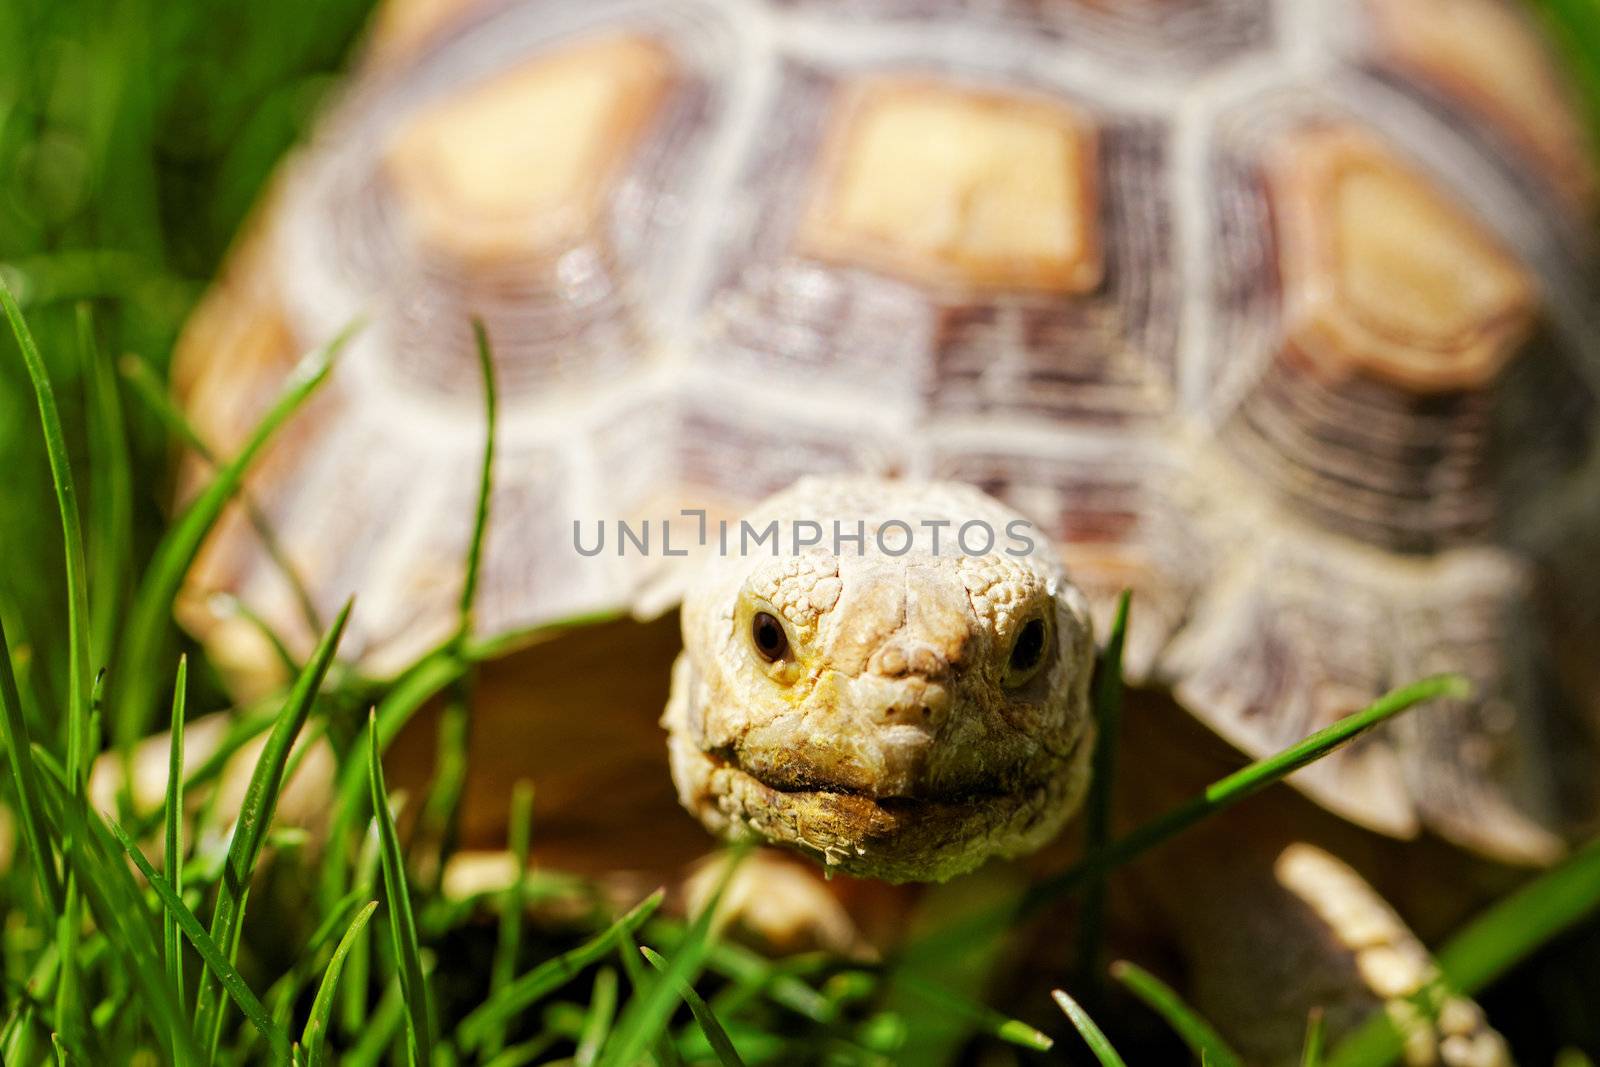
[
  {"x1": 108, "y1": 820, "x2": 288, "y2": 1059},
  {"x1": 0, "y1": 612, "x2": 62, "y2": 912},
  {"x1": 80, "y1": 304, "x2": 131, "y2": 673},
  {"x1": 1052, "y1": 989, "x2": 1127, "y2": 1067},
  {"x1": 1030, "y1": 674, "x2": 1470, "y2": 910},
  {"x1": 457, "y1": 889, "x2": 666, "y2": 1050},
  {"x1": 892, "y1": 972, "x2": 1053, "y2": 1052},
  {"x1": 0, "y1": 593, "x2": 50, "y2": 740},
  {"x1": 118, "y1": 322, "x2": 353, "y2": 747},
  {"x1": 1301, "y1": 1008, "x2": 1324, "y2": 1067},
  {"x1": 52, "y1": 883, "x2": 82, "y2": 1055},
  {"x1": 0, "y1": 275, "x2": 91, "y2": 786},
  {"x1": 320, "y1": 645, "x2": 466, "y2": 907},
  {"x1": 194, "y1": 599, "x2": 352, "y2": 1058},
  {"x1": 617, "y1": 925, "x2": 685, "y2": 1067},
  {"x1": 258, "y1": 889, "x2": 367, "y2": 1048},
  {"x1": 1110, "y1": 960, "x2": 1242, "y2": 1067},
  {"x1": 1328, "y1": 831, "x2": 1600, "y2": 1067},
  {"x1": 341, "y1": 818, "x2": 384, "y2": 1037},
  {"x1": 3, "y1": 275, "x2": 92, "y2": 1051},
  {"x1": 416, "y1": 321, "x2": 497, "y2": 892},
  {"x1": 640, "y1": 947, "x2": 746, "y2": 1067},
  {"x1": 368, "y1": 709, "x2": 433, "y2": 1065},
  {"x1": 460, "y1": 318, "x2": 497, "y2": 636},
  {"x1": 599, "y1": 847, "x2": 747, "y2": 1067},
  {"x1": 574, "y1": 966, "x2": 618, "y2": 1067},
  {"x1": 164, "y1": 657, "x2": 188, "y2": 1063},
  {"x1": 482, "y1": 780, "x2": 533, "y2": 1057},
  {"x1": 659, "y1": 926, "x2": 832, "y2": 1026},
  {"x1": 1076, "y1": 590, "x2": 1130, "y2": 982},
  {"x1": 303, "y1": 900, "x2": 377, "y2": 1067},
  {"x1": 2, "y1": 1005, "x2": 37, "y2": 1065},
  {"x1": 31, "y1": 758, "x2": 199, "y2": 1065},
  {"x1": 482, "y1": 1032, "x2": 560, "y2": 1067}
]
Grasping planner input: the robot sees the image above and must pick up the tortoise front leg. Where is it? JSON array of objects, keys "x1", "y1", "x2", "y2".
[{"x1": 1158, "y1": 838, "x2": 1508, "y2": 1067}]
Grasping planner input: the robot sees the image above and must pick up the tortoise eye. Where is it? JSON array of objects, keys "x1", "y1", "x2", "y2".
[
  {"x1": 751, "y1": 611, "x2": 790, "y2": 662},
  {"x1": 1005, "y1": 616, "x2": 1048, "y2": 685}
]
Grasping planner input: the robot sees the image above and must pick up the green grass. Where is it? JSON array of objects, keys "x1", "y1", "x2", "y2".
[{"x1": 0, "y1": 0, "x2": 1599, "y2": 1063}]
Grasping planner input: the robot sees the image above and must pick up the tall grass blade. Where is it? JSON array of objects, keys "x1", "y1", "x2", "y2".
[
  {"x1": 1110, "y1": 960, "x2": 1242, "y2": 1067},
  {"x1": 574, "y1": 966, "x2": 619, "y2": 1067},
  {"x1": 1035, "y1": 674, "x2": 1470, "y2": 907},
  {"x1": 893, "y1": 973, "x2": 1053, "y2": 1051},
  {"x1": 0, "y1": 612, "x2": 62, "y2": 912},
  {"x1": 3, "y1": 282, "x2": 94, "y2": 1055},
  {"x1": 1301, "y1": 1008, "x2": 1324, "y2": 1067},
  {"x1": 617, "y1": 925, "x2": 685, "y2": 1067},
  {"x1": 303, "y1": 900, "x2": 377, "y2": 1066},
  {"x1": 460, "y1": 318, "x2": 497, "y2": 634},
  {"x1": 0, "y1": 277, "x2": 91, "y2": 785},
  {"x1": 194, "y1": 599, "x2": 352, "y2": 1057},
  {"x1": 31, "y1": 758, "x2": 199, "y2": 1065},
  {"x1": 118, "y1": 323, "x2": 353, "y2": 746},
  {"x1": 341, "y1": 818, "x2": 385, "y2": 1036},
  {"x1": 482, "y1": 1033, "x2": 561, "y2": 1067},
  {"x1": 416, "y1": 321, "x2": 497, "y2": 892},
  {"x1": 368, "y1": 709, "x2": 434, "y2": 1065},
  {"x1": 108, "y1": 820, "x2": 289, "y2": 1059},
  {"x1": 482, "y1": 780, "x2": 533, "y2": 1056},
  {"x1": 641, "y1": 947, "x2": 746, "y2": 1067},
  {"x1": 321, "y1": 647, "x2": 465, "y2": 906},
  {"x1": 164, "y1": 656, "x2": 188, "y2": 1062},
  {"x1": 1077, "y1": 590, "x2": 1130, "y2": 981},
  {"x1": 1437, "y1": 832, "x2": 1600, "y2": 990},
  {"x1": 80, "y1": 304, "x2": 131, "y2": 672},
  {"x1": 1052, "y1": 989, "x2": 1127, "y2": 1067},
  {"x1": 457, "y1": 889, "x2": 666, "y2": 1049}
]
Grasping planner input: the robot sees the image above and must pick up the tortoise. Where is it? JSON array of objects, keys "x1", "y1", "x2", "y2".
[{"x1": 160, "y1": 0, "x2": 1600, "y2": 1060}]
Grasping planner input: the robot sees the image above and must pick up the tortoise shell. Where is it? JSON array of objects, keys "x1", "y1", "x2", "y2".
[{"x1": 173, "y1": 0, "x2": 1600, "y2": 866}]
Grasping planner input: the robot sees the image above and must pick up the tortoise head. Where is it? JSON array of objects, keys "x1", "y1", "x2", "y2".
[{"x1": 663, "y1": 476, "x2": 1096, "y2": 883}]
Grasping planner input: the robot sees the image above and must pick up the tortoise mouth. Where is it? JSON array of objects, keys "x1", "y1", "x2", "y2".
[
  {"x1": 716, "y1": 737, "x2": 1077, "y2": 807},
  {"x1": 667, "y1": 721, "x2": 1094, "y2": 883}
]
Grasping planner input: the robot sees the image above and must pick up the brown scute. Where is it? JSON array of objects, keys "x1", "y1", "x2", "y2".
[
  {"x1": 381, "y1": 33, "x2": 673, "y2": 266},
  {"x1": 799, "y1": 77, "x2": 1103, "y2": 293},
  {"x1": 1218, "y1": 123, "x2": 1544, "y2": 554},
  {"x1": 1267, "y1": 125, "x2": 1534, "y2": 394},
  {"x1": 1364, "y1": 0, "x2": 1597, "y2": 217}
]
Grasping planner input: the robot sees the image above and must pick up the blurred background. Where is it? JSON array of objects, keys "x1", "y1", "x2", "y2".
[{"x1": 1, "y1": 0, "x2": 1599, "y2": 1060}]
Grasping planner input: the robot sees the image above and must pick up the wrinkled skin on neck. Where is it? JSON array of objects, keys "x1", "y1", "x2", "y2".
[{"x1": 663, "y1": 477, "x2": 1096, "y2": 882}]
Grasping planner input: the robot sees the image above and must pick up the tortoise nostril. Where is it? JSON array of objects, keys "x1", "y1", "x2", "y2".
[
  {"x1": 880, "y1": 681, "x2": 951, "y2": 729},
  {"x1": 871, "y1": 640, "x2": 951, "y2": 680}
]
